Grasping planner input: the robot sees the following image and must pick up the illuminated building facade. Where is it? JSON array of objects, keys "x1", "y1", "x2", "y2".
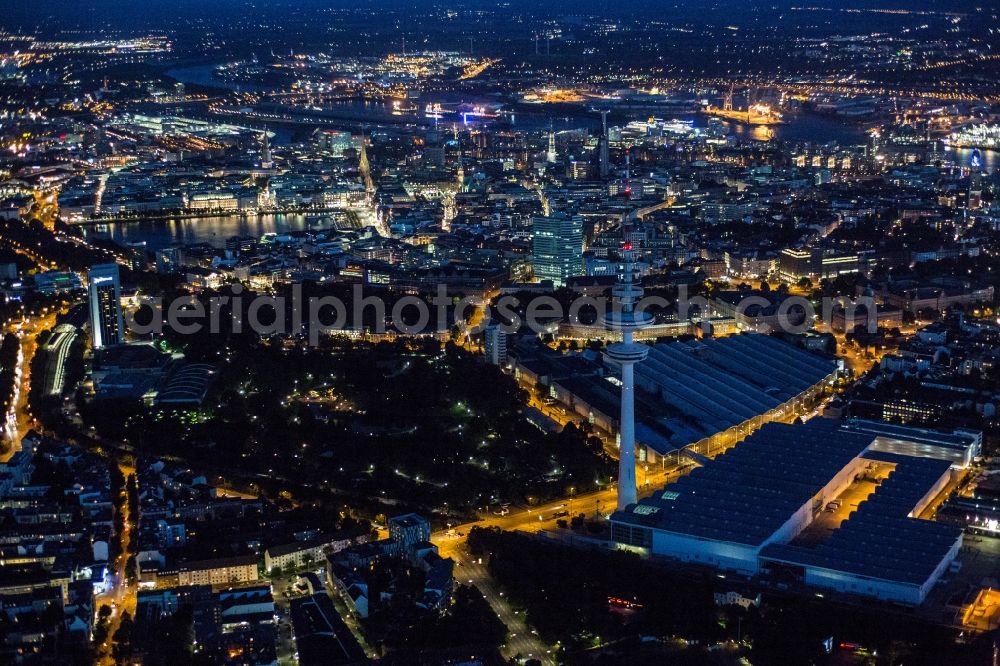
[
  {"x1": 87, "y1": 263, "x2": 125, "y2": 349},
  {"x1": 532, "y1": 213, "x2": 584, "y2": 287}
]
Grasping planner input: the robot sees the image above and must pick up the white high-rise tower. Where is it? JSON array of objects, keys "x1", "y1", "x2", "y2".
[
  {"x1": 603, "y1": 219, "x2": 651, "y2": 510},
  {"x1": 599, "y1": 110, "x2": 610, "y2": 179}
]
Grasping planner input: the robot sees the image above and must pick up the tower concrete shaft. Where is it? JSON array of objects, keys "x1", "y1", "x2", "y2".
[
  {"x1": 617, "y1": 347, "x2": 638, "y2": 508},
  {"x1": 603, "y1": 219, "x2": 650, "y2": 510}
]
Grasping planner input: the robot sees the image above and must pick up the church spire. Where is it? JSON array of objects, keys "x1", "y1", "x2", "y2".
[
  {"x1": 359, "y1": 132, "x2": 373, "y2": 192},
  {"x1": 260, "y1": 129, "x2": 273, "y2": 169}
]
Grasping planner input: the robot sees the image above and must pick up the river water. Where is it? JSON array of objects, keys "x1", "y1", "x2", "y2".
[{"x1": 167, "y1": 62, "x2": 870, "y2": 140}]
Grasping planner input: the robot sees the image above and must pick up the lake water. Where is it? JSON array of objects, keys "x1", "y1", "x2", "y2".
[{"x1": 82, "y1": 213, "x2": 341, "y2": 251}]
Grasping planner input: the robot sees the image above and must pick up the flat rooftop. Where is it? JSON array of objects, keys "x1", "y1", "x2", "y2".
[
  {"x1": 843, "y1": 419, "x2": 980, "y2": 466},
  {"x1": 612, "y1": 420, "x2": 873, "y2": 546},
  {"x1": 761, "y1": 453, "x2": 961, "y2": 586},
  {"x1": 94, "y1": 343, "x2": 171, "y2": 370}
]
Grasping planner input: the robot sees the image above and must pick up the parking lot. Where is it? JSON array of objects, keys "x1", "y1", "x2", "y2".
[
  {"x1": 791, "y1": 475, "x2": 883, "y2": 547},
  {"x1": 922, "y1": 533, "x2": 1000, "y2": 627}
]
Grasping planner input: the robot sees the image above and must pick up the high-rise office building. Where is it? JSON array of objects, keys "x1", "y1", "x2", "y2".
[
  {"x1": 423, "y1": 142, "x2": 446, "y2": 169},
  {"x1": 483, "y1": 323, "x2": 508, "y2": 366},
  {"x1": 315, "y1": 129, "x2": 354, "y2": 156},
  {"x1": 568, "y1": 160, "x2": 589, "y2": 180},
  {"x1": 155, "y1": 247, "x2": 184, "y2": 274},
  {"x1": 532, "y1": 213, "x2": 584, "y2": 287},
  {"x1": 599, "y1": 110, "x2": 610, "y2": 179},
  {"x1": 88, "y1": 263, "x2": 125, "y2": 349}
]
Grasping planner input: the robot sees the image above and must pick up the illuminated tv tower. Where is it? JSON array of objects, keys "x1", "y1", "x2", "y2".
[{"x1": 603, "y1": 218, "x2": 651, "y2": 510}]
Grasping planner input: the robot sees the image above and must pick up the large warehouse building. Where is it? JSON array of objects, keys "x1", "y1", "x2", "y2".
[
  {"x1": 548, "y1": 334, "x2": 840, "y2": 463},
  {"x1": 611, "y1": 419, "x2": 965, "y2": 605}
]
